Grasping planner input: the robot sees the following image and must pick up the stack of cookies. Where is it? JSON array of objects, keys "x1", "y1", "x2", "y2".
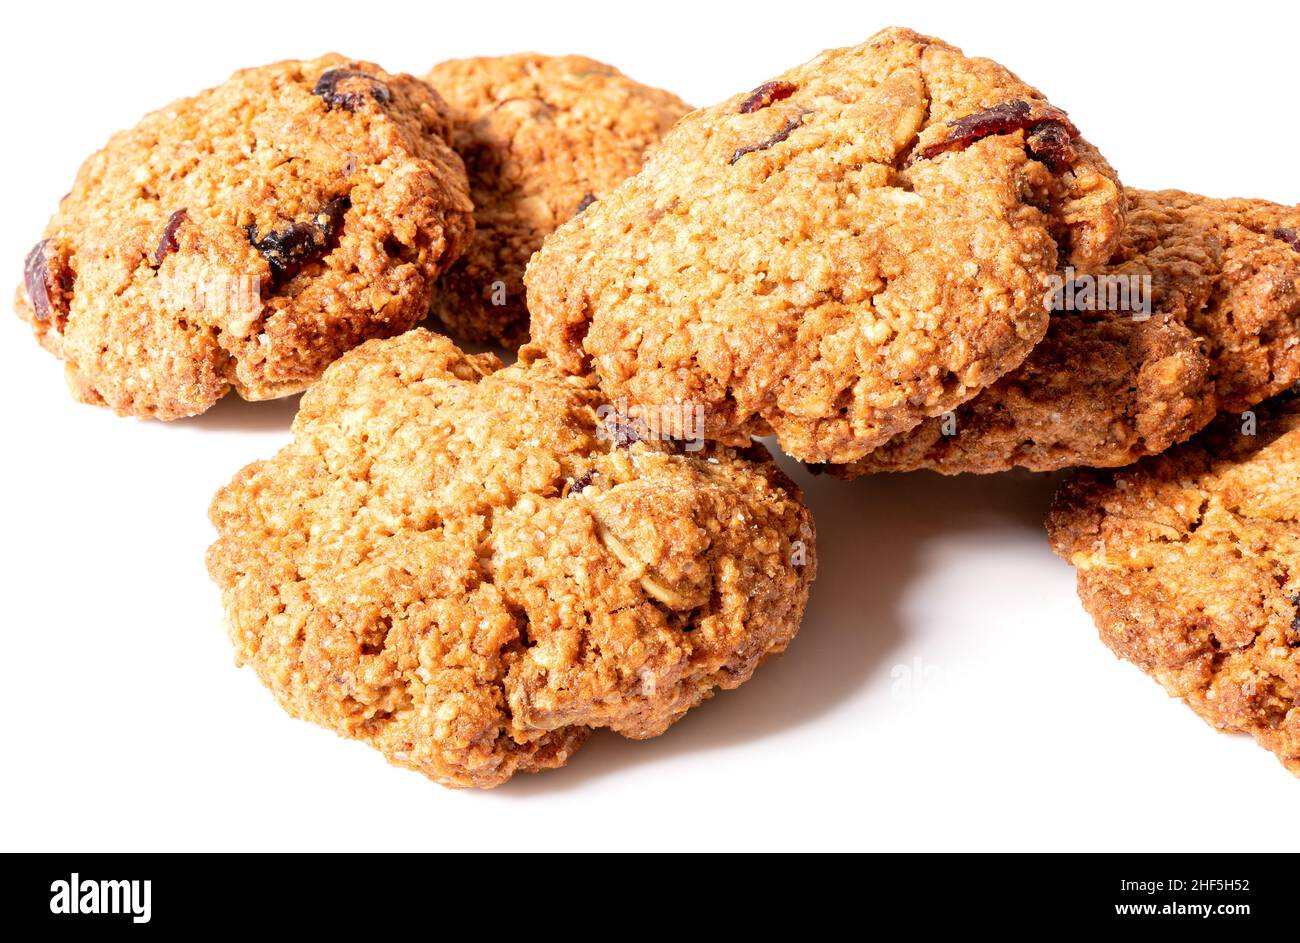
[{"x1": 16, "y1": 28, "x2": 1299, "y2": 786}]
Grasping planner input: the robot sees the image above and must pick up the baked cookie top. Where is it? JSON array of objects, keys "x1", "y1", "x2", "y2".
[
  {"x1": 525, "y1": 26, "x2": 1125, "y2": 464},
  {"x1": 837, "y1": 189, "x2": 1300, "y2": 475},
  {"x1": 426, "y1": 54, "x2": 690, "y2": 348},
  {"x1": 1047, "y1": 399, "x2": 1300, "y2": 776},
  {"x1": 206, "y1": 330, "x2": 816, "y2": 788},
  {"x1": 16, "y1": 55, "x2": 474, "y2": 420}
]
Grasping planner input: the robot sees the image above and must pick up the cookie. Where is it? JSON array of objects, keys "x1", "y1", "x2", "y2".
[
  {"x1": 837, "y1": 189, "x2": 1300, "y2": 475},
  {"x1": 525, "y1": 27, "x2": 1125, "y2": 465},
  {"x1": 206, "y1": 329, "x2": 816, "y2": 788},
  {"x1": 15, "y1": 56, "x2": 474, "y2": 420},
  {"x1": 426, "y1": 54, "x2": 690, "y2": 348},
  {"x1": 1047, "y1": 400, "x2": 1300, "y2": 775}
]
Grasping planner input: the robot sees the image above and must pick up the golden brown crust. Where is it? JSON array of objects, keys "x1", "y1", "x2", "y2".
[
  {"x1": 525, "y1": 27, "x2": 1124, "y2": 464},
  {"x1": 840, "y1": 189, "x2": 1300, "y2": 475},
  {"x1": 1047, "y1": 399, "x2": 1300, "y2": 775},
  {"x1": 206, "y1": 330, "x2": 816, "y2": 788},
  {"x1": 14, "y1": 56, "x2": 474, "y2": 420},
  {"x1": 426, "y1": 54, "x2": 690, "y2": 348}
]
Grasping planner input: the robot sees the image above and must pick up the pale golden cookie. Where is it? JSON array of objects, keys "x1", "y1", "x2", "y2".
[{"x1": 207, "y1": 330, "x2": 816, "y2": 788}]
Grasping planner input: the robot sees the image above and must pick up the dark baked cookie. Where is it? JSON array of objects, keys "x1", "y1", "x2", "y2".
[
  {"x1": 526, "y1": 27, "x2": 1125, "y2": 464},
  {"x1": 207, "y1": 329, "x2": 816, "y2": 788},
  {"x1": 1048, "y1": 399, "x2": 1300, "y2": 775},
  {"x1": 15, "y1": 55, "x2": 474, "y2": 419},
  {"x1": 426, "y1": 54, "x2": 689, "y2": 347}
]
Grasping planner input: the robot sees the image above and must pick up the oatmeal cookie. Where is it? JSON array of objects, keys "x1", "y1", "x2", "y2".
[
  {"x1": 525, "y1": 26, "x2": 1125, "y2": 464},
  {"x1": 206, "y1": 329, "x2": 816, "y2": 788},
  {"x1": 15, "y1": 56, "x2": 474, "y2": 419},
  {"x1": 1047, "y1": 399, "x2": 1300, "y2": 775},
  {"x1": 426, "y1": 54, "x2": 690, "y2": 347},
  {"x1": 838, "y1": 189, "x2": 1300, "y2": 475}
]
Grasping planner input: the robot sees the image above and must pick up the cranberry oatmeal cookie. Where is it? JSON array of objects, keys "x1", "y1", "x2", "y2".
[
  {"x1": 837, "y1": 189, "x2": 1300, "y2": 475},
  {"x1": 1047, "y1": 399, "x2": 1300, "y2": 775},
  {"x1": 206, "y1": 329, "x2": 816, "y2": 788},
  {"x1": 15, "y1": 56, "x2": 474, "y2": 419},
  {"x1": 426, "y1": 54, "x2": 689, "y2": 347},
  {"x1": 526, "y1": 26, "x2": 1124, "y2": 464}
]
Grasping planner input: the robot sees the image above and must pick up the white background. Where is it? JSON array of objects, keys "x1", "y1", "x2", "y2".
[{"x1": 2, "y1": 0, "x2": 1297, "y2": 852}]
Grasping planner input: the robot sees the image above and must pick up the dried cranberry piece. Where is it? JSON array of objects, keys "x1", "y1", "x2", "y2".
[
  {"x1": 1275, "y1": 228, "x2": 1300, "y2": 253},
  {"x1": 803, "y1": 462, "x2": 828, "y2": 476},
  {"x1": 575, "y1": 192, "x2": 596, "y2": 215},
  {"x1": 246, "y1": 198, "x2": 349, "y2": 285},
  {"x1": 933, "y1": 100, "x2": 1034, "y2": 146},
  {"x1": 23, "y1": 239, "x2": 73, "y2": 327},
  {"x1": 150, "y1": 209, "x2": 188, "y2": 267},
  {"x1": 729, "y1": 114, "x2": 805, "y2": 165},
  {"x1": 1025, "y1": 122, "x2": 1077, "y2": 174},
  {"x1": 918, "y1": 99, "x2": 1079, "y2": 171},
  {"x1": 739, "y1": 80, "x2": 797, "y2": 114},
  {"x1": 313, "y1": 69, "x2": 392, "y2": 111},
  {"x1": 568, "y1": 470, "x2": 597, "y2": 495},
  {"x1": 23, "y1": 241, "x2": 53, "y2": 319}
]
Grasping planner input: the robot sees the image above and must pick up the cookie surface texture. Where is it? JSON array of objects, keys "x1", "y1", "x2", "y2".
[
  {"x1": 1047, "y1": 400, "x2": 1300, "y2": 775},
  {"x1": 526, "y1": 26, "x2": 1125, "y2": 464},
  {"x1": 426, "y1": 54, "x2": 690, "y2": 347},
  {"x1": 206, "y1": 330, "x2": 817, "y2": 788},
  {"x1": 15, "y1": 56, "x2": 474, "y2": 419},
  {"x1": 838, "y1": 189, "x2": 1300, "y2": 475}
]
